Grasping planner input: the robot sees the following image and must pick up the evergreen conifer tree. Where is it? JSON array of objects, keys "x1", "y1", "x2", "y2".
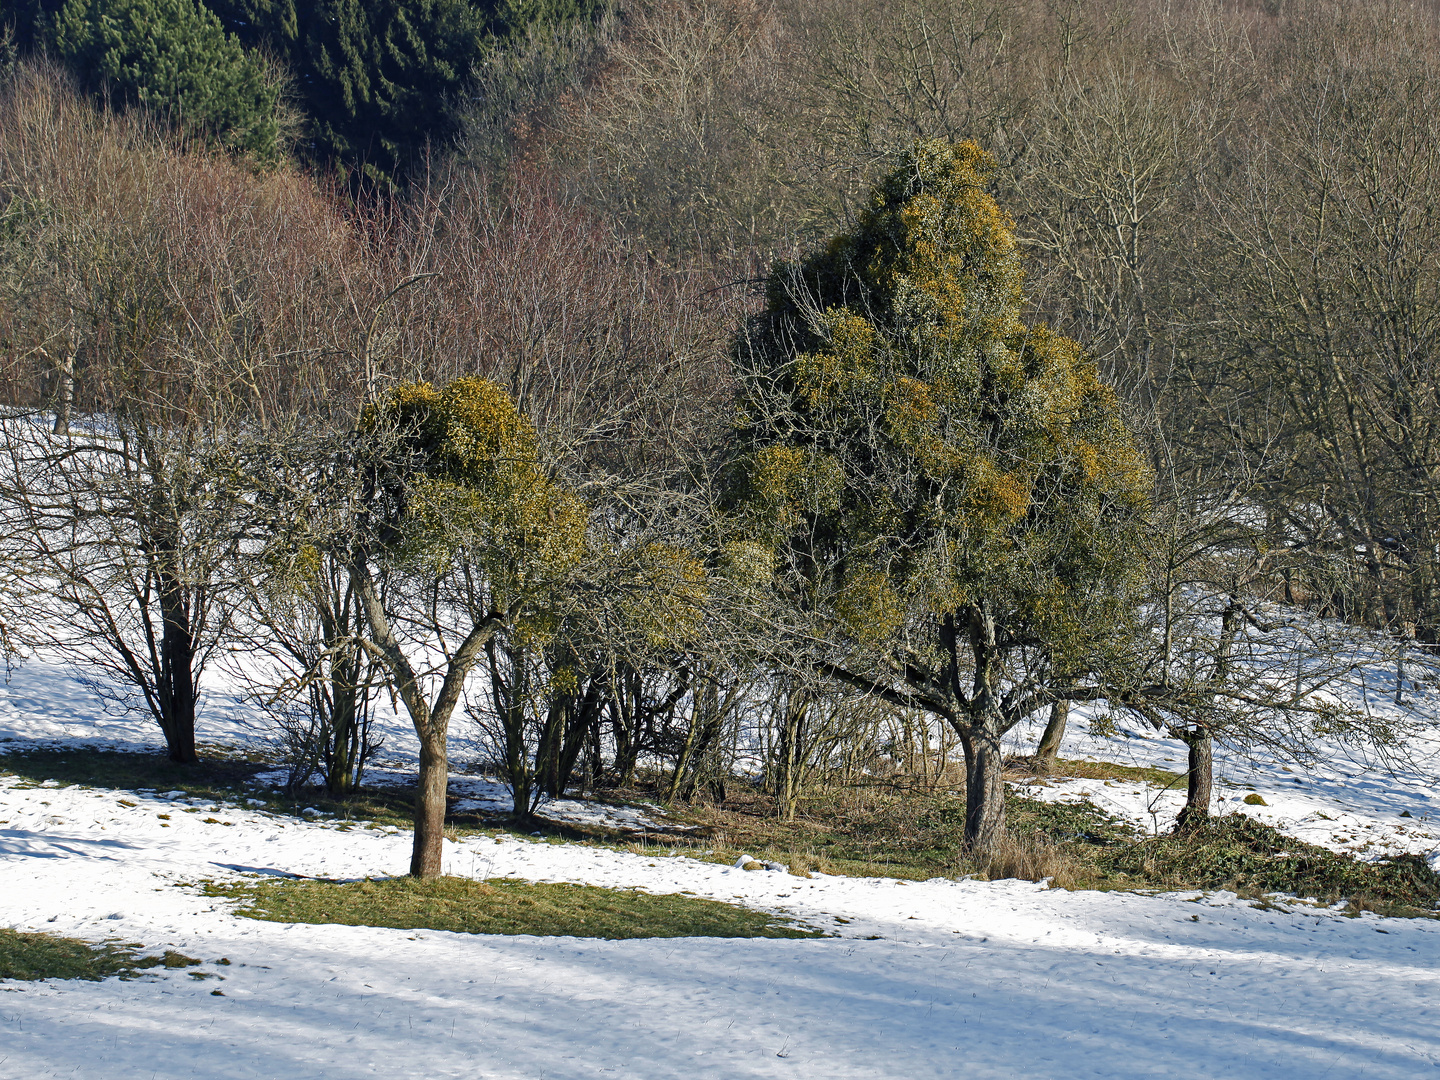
[
  {"x1": 48, "y1": 0, "x2": 281, "y2": 159},
  {"x1": 206, "y1": 0, "x2": 600, "y2": 188}
]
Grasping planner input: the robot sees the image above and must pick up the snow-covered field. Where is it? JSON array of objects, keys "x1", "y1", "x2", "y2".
[{"x1": 3, "y1": 657, "x2": 1440, "y2": 1079}]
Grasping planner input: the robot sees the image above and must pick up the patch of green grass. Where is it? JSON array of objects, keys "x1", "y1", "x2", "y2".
[
  {"x1": 204, "y1": 876, "x2": 825, "y2": 939},
  {"x1": 0, "y1": 928, "x2": 202, "y2": 982},
  {"x1": 1022, "y1": 756, "x2": 1187, "y2": 789}
]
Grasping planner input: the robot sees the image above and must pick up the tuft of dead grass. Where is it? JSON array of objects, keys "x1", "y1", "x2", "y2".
[
  {"x1": 959, "y1": 832, "x2": 1087, "y2": 889},
  {"x1": 1010, "y1": 756, "x2": 1185, "y2": 789}
]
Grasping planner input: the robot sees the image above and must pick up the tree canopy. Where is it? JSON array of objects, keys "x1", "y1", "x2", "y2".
[
  {"x1": 341, "y1": 376, "x2": 589, "y2": 875},
  {"x1": 727, "y1": 138, "x2": 1152, "y2": 851}
]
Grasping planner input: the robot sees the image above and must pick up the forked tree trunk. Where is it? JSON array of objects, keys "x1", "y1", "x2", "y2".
[
  {"x1": 1174, "y1": 727, "x2": 1213, "y2": 832},
  {"x1": 348, "y1": 559, "x2": 500, "y2": 880},
  {"x1": 1035, "y1": 699, "x2": 1069, "y2": 769},
  {"x1": 411, "y1": 733, "x2": 448, "y2": 877}
]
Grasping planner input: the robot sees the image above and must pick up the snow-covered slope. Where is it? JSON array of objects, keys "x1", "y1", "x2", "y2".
[
  {"x1": 2, "y1": 656, "x2": 1440, "y2": 1078},
  {"x1": 1003, "y1": 700, "x2": 1440, "y2": 869}
]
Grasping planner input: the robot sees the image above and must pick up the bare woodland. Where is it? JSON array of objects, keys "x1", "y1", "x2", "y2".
[{"x1": 1, "y1": 0, "x2": 1438, "y2": 874}]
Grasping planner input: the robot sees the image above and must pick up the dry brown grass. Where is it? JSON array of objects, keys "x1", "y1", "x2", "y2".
[{"x1": 958, "y1": 831, "x2": 1088, "y2": 889}]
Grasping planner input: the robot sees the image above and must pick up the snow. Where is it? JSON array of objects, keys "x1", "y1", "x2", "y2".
[
  {"x1": 330, "y1": 767, "x2": 691, "y2": 834},
  {"x1": 1001, "y1": 687, "x2": 1440, "y2": 869},
  {"x1": 3, "y1": 655, "x2": 1440, "y2": 1077}
]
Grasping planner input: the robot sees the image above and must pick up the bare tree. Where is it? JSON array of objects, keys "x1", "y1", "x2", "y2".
[
  {"x1": 229, "y1": 546, "x2": 385, "y2": 796},
  {"x1": 1186, "y1": 6, "x2": 1440, "y2": 644},
  {"x1": 0, "y1": 63, "x2": 366, "y2": 761},
  {"x1": 543, "y1": 0, "x2": 806, "y2": 262}
]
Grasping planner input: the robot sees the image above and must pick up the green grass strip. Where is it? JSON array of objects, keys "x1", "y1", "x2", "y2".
[{"x1": 207, "y1": 875, "x2": 825, "y2": 940}]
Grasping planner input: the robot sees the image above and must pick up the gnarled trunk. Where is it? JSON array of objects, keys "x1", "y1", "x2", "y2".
[{"x1": 959, "y1": 606, "x2": 1009, "y2": 853}]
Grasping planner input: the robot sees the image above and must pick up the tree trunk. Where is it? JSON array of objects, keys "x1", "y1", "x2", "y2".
[
  {"x1": 487, "y1": 638, "x2": 537, "y2": 819},
  {"x1": 504, "y1": 701, "x2": 534, "y2": 819},
  {"x1": 693, "y1": 705, "x2": 729, "y2": 803},
  {"x1": 583, "y1": 715, "x2": 603, "y2": 793},
  {"x1": 157, "y1": 582, "x2": 198, "y2": 765},
  {"x1": 536, "y1": 704, "x2": 565, "y2": 802},
  {"x1": 51, "y1": 350, "x2": 73, "y2": 436},
  {"x1": 667, "y1": 703, "x2": 701, "y2": 802},
  {"x1": 957, "y1": 605, "x2": 1008, "y2": 853},
  {"x1": 963, "y1": 718, "x2": 1007, "y2": 852},
  {"x1": 542, "y1": 680, "x2": 603, "y2": 799},
  {"x1": 611, "y1": 691, "x2": 640, "y2": 788},
  {"x1": 1174, "y1": 727, "x2": 1213, "y2": 832},
  {"x1": 775, "y1": 689, "x2": 809, "y2": 821},
  {"x1": 1034, "y1": 699, "x2": 1069, "y2": 769},
  {"x1": 346, "y1": 558, "x2": 498, "y2": 880},
  {"x1": 325, "y1": 650, "x2": 361, "y2": 797},
  {"x1": 411, "y1": 732, "x2": 448, "y2": 877},
  {"x1": 671, "y1": 677, "x2": 715, "y2": 801},
  {"x1": 1395, "y1": 625, "x2": 1413, "y2": 706}
]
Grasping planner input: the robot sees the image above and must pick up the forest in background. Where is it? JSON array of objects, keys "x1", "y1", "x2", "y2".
[{"x1": 2, "y1": 0, "x2": 1439, "y2": 879}]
